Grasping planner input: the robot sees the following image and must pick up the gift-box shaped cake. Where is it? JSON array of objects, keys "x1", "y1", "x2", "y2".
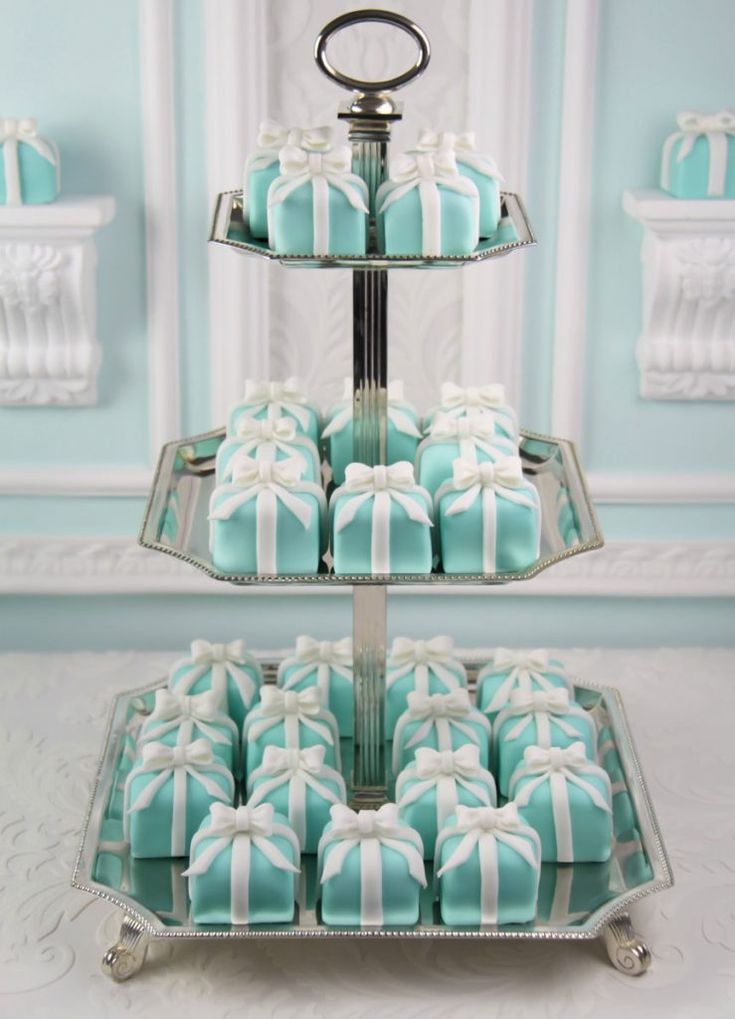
[
  {"x1": 414, "y1": 129, "x2": 504, "y2": 237},
  {"x1": 216, "y1": 415, "x2": 321, "y2": 484},
  {"x1": 536, "y1": 860, "x2": 613, "y2": 924},
  {"x1": 385, "y1": 635, "x2": 467, "y2": 737},
  {"x1": 242, "y1": 686, "x2": 341, "y2": 777},
  {"x1": 0, "y1": 116, "x2": 60, "y2": 205},
  {"x1": 376, "y1": 150, "x2": 479, "y2": 256},
  {"x1": 508, "y1": 743, "x2": 613, "y2": 862},
  {"x1": 423, "y1": 382, "x2": 517, "y2": 434},
  {"x1": 493, "y1": 689, "x2": 597, "y2": 796},
  {"x1": 660, "y1": 109, "x2": 735, "y2": 199},
  {"x1": 210, "y1": 456, "x2": 327, "y2": 575},
  {"x1": 396, "y1": 745, "x2": 496, "y2": 860},
  {"x1": 477, "y1": 648, "x2": 573, "y2": 724},
  {"x1": 124, "y1": 739, "x2": 235, "y2": 858},
  {"x1": 416, "y1": 411, "x2": 517, "y2": 497},
  {"x1": 330, "y1": 462, "x2": 433, "y2": 575},
  {"x1": 138, "y1": 688, "x2": 240, "y2": 772},
  {"x1": 436, "y1": 804, "x2": 541, "y2": 926},
  {"x1": 392, "y1": 689, "x2": 492, "y2": 774},
  {"x1": 247, "y1": 744, "x2": 347, "y2": 853},
  {"x1": 322, "y1": 379, "x2": 421, "y2": 486},
  {"x1": 228, "y1": 379, "x2": 321, "y2": 446},
  {"x1": 318, "y1": 803, "x2": 427, "y2": 926},
  {"x1": 435, "y1": 456, "x2": 541, "y2": 574},
  {"x1": 169, "y1": 638, "x2": 262, "y2": 731},
  {"x1": 184, "y1": 803, "x2": 300, "y2": 924},
  {"x1": 243, "y1": 119, "x2": 333, "y2": 238},
  {"x1": 277, "y1": 636, "x2": 353, "y2": 737}
]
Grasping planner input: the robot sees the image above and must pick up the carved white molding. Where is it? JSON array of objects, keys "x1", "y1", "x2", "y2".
[
  {"x1": 623, "y1": 189, "x2": 735, "y2": 400},
  {"x1": 0, "y1": 198, "x2": 115, "y2": 405},
  {"x1": 1, "y1": 535, "x2": 733, "y2": 597}
]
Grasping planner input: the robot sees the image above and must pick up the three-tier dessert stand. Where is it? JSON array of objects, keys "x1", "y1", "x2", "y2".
[{"x1": 72, "y1": 10, "x2": 672, "y2": 981}]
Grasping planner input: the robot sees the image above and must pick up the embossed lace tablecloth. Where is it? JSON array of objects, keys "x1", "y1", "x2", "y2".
[{"x1": 0, "y1": 649, "x2": 733, "y2": 1019}]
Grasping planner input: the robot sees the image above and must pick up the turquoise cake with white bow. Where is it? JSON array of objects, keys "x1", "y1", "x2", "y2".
[
  {"x1": 247, "y1": 744, "x2": 347, "y2": 853},
  {"x1": 277, "y1": 636, "x2": 354, "y2": 736},
  {"x1": 660, "y1": 109, "x2": 735, "y2": 199},
  {"x1": 123, "y1": 739, "x2": 235, "y2": 859},
  {"x1": 216, "y1": 416, "x2": 321, "y2": 485},
  {"x1": 318, "y1": 803, "x2": 427, "y2": 926},
  {"x1": 168, "y1": 638, "x2": 262, "y2": 731},
  {"x1": 242, "y1": 686, "x2": 341, "y2": 778},
  {"x1": 385, "y1": 635, "x2": 467, "y2": 737},
  {"x1": 436, "y1": 804, "x2": 541, "y2": 926},
  {"x1": 392, "y1": 689, "x2": 492, "y2": 774},
  {"x1": 184, "y1": 803, "x2": 300, "y2": 924},
  {"x1": 476, "y1": 649, "x2": 573, "y2": 724},
  {"x1": 508, "y1": 743, "x2": 613, "y2": 863},
  {"x1": 423, "y1": 382, "x2": 518, "y2": 434},
  {"x1": 396, "y1": 745, "x2": 496, "y2": 860},
  {"x1": 435, "y1": 456, "x2": 541, "y2": 574},
  {"x1": 228, "y1": 379, "x2": 321, "y2": 446},
  {"x1": 0, "y1": 117, "x2": 59, "y2": 205},
  {"x1": 416, "y1": 412, "x2": 517, "y2": 497},
  {"x1": 138, "y1": 688, "x2": 240, "y2": 772}
]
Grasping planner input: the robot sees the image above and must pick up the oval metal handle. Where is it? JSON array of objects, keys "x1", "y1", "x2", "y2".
[{"x1": 314, "y1": 9, "x2": 430, "y2": 94}]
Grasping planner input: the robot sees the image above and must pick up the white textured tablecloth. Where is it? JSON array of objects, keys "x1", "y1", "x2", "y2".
[{"x1": 0, "y1": 649, "x2": 733, "y2": 1018}]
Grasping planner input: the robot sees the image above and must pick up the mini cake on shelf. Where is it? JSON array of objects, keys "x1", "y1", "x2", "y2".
[
  {"x1": 416, "y1": 412, "x2": 517, "y2": 497},
  {"x1": 277, "y1": 636, "x2": 353, "y2": 737},
  {"x1": 330, "y1": 462, "x2": 433, "y2": 575},
  {"x1": 216, "y1": 416, "x2": 321, "y2": 485},
  {"x1": 209, "y1": 456, "x2": 328, "y2": 576},
  {"x1": 184, "y1": 803, "x2": 300, "y2": 924},
  {"x1": 392, "y1": 689, "x2": 492, "y2": 774},
  {"x1": 476, "y1": 648, "x2": 574, "y2": 724},
  {"x1": 493, "y1": 689, "x2": 597, "y2": 797},
  {"x1": 322, "y1": 379, "x2": 421, "y2": 486},
  {"x1": 124, "y1": 739, "x2": 235, "y2": 858},
  {"x1": 0, "y1": 117, "x2": 60, "y2": 205},
  {"x1": 247, "y1": 744, "x2": 347, "y2": 853},
  {"x1": 436, "y1": 804, "x2": 541, "y2": 926},
  {"x1": 138, "y1": 688, "x2": 240, "y2": 771},
  {"x1": 242, "y1": 686, "x2": 341, "y2": 777},
  {"x1": 168, "y1": 638, "x2": 262, "y2": 731},
  {"x1": 435, "y1": 456, "x2": 541, "y2": 574},
  {"x1": 396, "y1": 745, "x2": 496, "y2": 860},
  {"x1": 414, "y1": 130, "x2": 504, "y2": 236},
  {"x1": 375, "y1": 150, "x2": 479, "y2": 256},
  {"x1": 385, "y1": 636, "x2": 467, "y2": 737},
  {"x1": 268, "y1": 144, "x2": 368, "y2": 256},
  {"x1": 318, "y1": 803, "x2": 427, "y2": 926},
  {"x1": 423, "y1": 382, "x2": 517, "y2": 434},
  {"x1": 660, "y1": 109, "x2": 735, "y2": 199},
  {"x1": 508, "y1": 743, "x2": 613, "y2": 862},
  {"x1": 228, "y1": 379, "x2": 321, "y2": 446},
  {"x1": 243, "y1": 119, "x2": 333, "y2": 238}
]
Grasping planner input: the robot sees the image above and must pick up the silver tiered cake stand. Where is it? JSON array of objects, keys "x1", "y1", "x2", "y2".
[{"x1": 72, "y1": 10, "x2": 671, "y2": 981}]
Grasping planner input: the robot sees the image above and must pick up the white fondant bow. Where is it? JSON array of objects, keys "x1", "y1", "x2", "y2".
[
  {"x1": 323, "y1": 379, "x2": 421, "y2": 440},
  {"x1": 387, "y1": 635, "x2": 464, "y2": 694},
  {"x1": 225, "y1": 416, "x2": 311, "y2": 480},
  {"x1": 483, "y1": 648, "x2": 571, "y2": 714},
  {"x1": 496, "y1": 688, "x2": 590, "y2": 746},
  {"x1": 661, "y1": 108, "x2": 735, "y2": 196},
  {"x1": 172, "y1": 638, "x2": 259, "y2": 713},
  {"x1": 280, "y1": 636, "x2": 353, "y2": 702},
  {"x1": 424, "y1": 411, "x2": 516, "y2": 466},
  {"x1": 0, "y1": 117, "x2": 58, "y2": 206},
  {"x1": 431, "y1": 383, "x2": 516, "y2": 436},
  {"x1": 415, "y1": 129, "x2": 504, "y2": 182},
  {"x1": 239, "y1": 378, "x2": 313, "y2": 432},
  {"x1": 140, "y1": 688, "x2": 236, "y2": 747},
  {"x1": 246, "y1": 686, "x2": 336, "y2": 747},
  {"x1": 397, "y1": 744, "x2": 494, "y2": 828},
  {"x1": 394, "y1": 689, "x2": 490, "y2": 772},
  {"x1": 256, "y1": 119, "x2": 333, "y2": 154}
]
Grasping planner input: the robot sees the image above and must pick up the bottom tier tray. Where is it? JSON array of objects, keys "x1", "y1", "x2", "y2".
[{"x1": 72, "y1": 658, "x2": 672, "y2": 981}]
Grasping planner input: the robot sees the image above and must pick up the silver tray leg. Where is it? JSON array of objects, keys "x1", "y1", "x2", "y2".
[
  {"x1": 603, "y1": 912, "x2": 651, "y2": 975},
  {"x1": 101, "y1": 913, "x2": 150, "y2": 981}
]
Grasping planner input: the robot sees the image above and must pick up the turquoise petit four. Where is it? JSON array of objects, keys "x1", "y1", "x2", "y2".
[
  {"x1": 184, "y1": 803, "x2": 300, "y2": 924},
  {"x1": 216, "y1": 416, "x2": 321, "y2": 484},
  {"x1": 423, "y1": 382, "x2": 517, "y2": 435},
  {"x1": 138, "y1": 688, "x2": 240, "y2": 772},
  {"x1": 247, "y1": 744, "x2": 346, "y2": 852},
  {"x1": 268, "y1": 144, "x2": 368, "y2": 256},
  {"x1": 168, "y1": 638, "x2": 262, "y2": 732},
  {"x1": 396, "y1": 745, "x2": 496, "y2": 860},
  {"x1": 322, "y1": 379, "x2": 421, "y2": 486},
  {"x1": 392, "y1": 689, "x2": 492, "y2": 774},
  {"x1": 416, "y1": 412, "x2": 517, "y2": 497},
  {"x1": 493, "y1": 689, "x2": 597, "y2": 796},
  {"x1": 660, "y1": 109, "x2": 735, "y2": 199},
  {"x1": 385, "y1": 635, "x2": 467, "y2": 737},
  {"x1": 435, "y1": 456, "x2": 541, "y2": 574},
  {"x1": 318, "y1": 803, "x2": 427, "y2": 926},
  {"x1": 477, "y1": 648, "x2": 573, "y2": 724},
  {"x1": 277, "y1": 636, "x2": 353, "y2": 737},
  {"x1": 242, "y1": 686, "x2": 341, "y2": 778},
  {"x1": 509, "y1": 743, "x2": 613, "y2": 862},
  {"x1": 414, "y1": 130, "x2": 504, "y2": 236},
  {"x1": 436, "y1": 804, "x2": 541, "y2": 925},
  {"x1": 0, "y1": 117, "x2": 59, "y2": 205},
  {"x1": 209, "y1": 456, "x2": 327, "y2": 576},
  {"x1": 124, "y1": 739, "x2": 235, "y2": 858},
  {"x1": 536, "y1": 860, "x2": 613, "y2": 924},
  {"x1": 228, "y1": 379, "x2": 321, "y2": 446},
  {"x1": 376, "y1": 150, "x2": 479, "y2": 256},
  {"x1": 330, "y1": 462, "x2": 433, "y2": 575}
]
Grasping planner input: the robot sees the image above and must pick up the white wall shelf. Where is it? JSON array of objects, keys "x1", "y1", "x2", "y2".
[
  {"x1": 0, "y1": 195, "x2": 115, "y2": 406},
  {"x1": 624, "y1": 188, "x2": 735, "y2": 401}
]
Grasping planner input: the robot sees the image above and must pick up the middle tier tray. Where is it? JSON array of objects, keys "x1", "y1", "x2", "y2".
[{"x1": 139, "y1": 426, "x2": 603, "y2": 585}]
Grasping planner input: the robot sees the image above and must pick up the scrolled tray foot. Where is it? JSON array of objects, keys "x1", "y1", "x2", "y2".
[
  {"x1": 603, "y1": 912, "x2": 651, "y2": 976},
  {"x1": 101, "y1": 914, "x2": 150, "y2": 981}
]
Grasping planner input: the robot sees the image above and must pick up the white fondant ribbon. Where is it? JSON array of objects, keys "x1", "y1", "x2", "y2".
[
  {"x1": 226, "y1": 416, "x2": 311, "y2": 479},
  {"x1": 319, "y1": 803, "x2": 426, "y2": 925},
  {"x1": 387, "y1": 636, "x2": 464, "y2": 695},
  {"x1": 497, "y1": 689, "x2": 589, "y2": 747},
  {"x1": 246, "y1": 686, "x2": 336, "y2": 749},
  {"x1": 441, "y1": 457, "x2": 538, "y2": 573},
  {"x1": 323, "y1": 380, "x2": 421, "y2": 440},
  {"x1": 394, "y1": 689, "x2": 491, "y2": 773},
  {"x1": 248, "y1": 119, "x2": 334, "y2": 171},
  {"x1": 425, "y1": 412, "x2": 516, "y2": 463},
  {"x1": 125, "y1": 740, "x2": 233, "y2": 857},
  {"x1": 281, "y1": 636, "x2": 353, "y2": 703},
  {"x1": 140, "y1": 688, "x2": 238, "y2": 749},
  {"x1": 661, "y1": 109, "x2": 735, "y2": 196},
  {"x1": 415, "y1": 130, "x2": 504, "y2": 182},
  {"x1": 431, "y1": 382, "x2": 517, "y2": 436},
  {"x1": 509, "y1": 743, "x2": 611, "y2": 862},
  {"x1": 334, "y1": 462, "x2": 433, "y2": 574},
  {"x1": 247, "y1": 744, "x2": 346, "y2": 847},
  {"x1": 238, "y1": 378, "x2": 313, "y2": 432},
  {"x1": 436, "y1": 804, "x2": 539, "y2": 924},
  {"x1": 0, "y1": 117, "x2": 58, "y2": 207},
  {"x1": 483, "y1": 649, "x2": 572, "y2": 714},
  {"x1": 267, "y1": 145, "x2": 368, "y2": 256},
  {"x1": 174, "y1": 637, "x2": 259, "y2": 711},
  {"x1": 396, "y1": 744, "x2": 494, "y2": 827},
  {"x1": 183, "y1": 802, "x2": 300, "y2": 924}
]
